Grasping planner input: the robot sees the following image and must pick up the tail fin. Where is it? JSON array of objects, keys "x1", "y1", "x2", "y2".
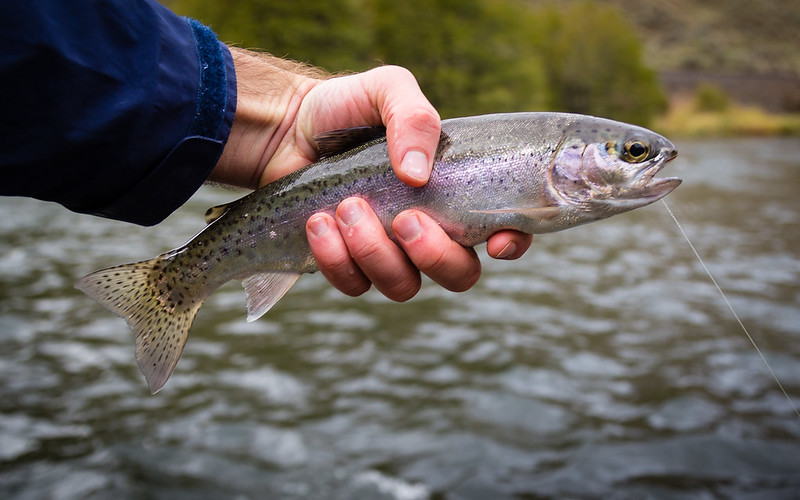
[{"x1": 75, "y1": 256, "x2": 203, "y2": 393}]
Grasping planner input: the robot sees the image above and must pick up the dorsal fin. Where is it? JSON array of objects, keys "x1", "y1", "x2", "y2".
[
  {"x1": 314, "y1": 126, "x2": 387, "y2": 159},
  {"x1": 204, "y1": 203, "x2": 232, "y2": 224}
]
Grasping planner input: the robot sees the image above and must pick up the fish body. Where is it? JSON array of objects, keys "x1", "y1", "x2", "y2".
[{"x1": 76, "y1": 112, "x2": 680, "y2": 392}]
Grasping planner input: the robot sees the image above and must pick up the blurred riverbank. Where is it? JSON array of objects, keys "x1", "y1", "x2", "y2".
[
  {"x1": 655, "y1": 71, "x2": 800, "y2": 137},
  {"x1": 655, "y1": 99, "x2": 800, "y2": 138}
]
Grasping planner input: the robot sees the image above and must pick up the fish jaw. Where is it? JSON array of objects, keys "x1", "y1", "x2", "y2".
[
  {"x1": 627, "y1": 176, "x2": 682, "y2": 204},
  {"x1": 550, "y1": 127, "x2": 681, "y2": 217}
]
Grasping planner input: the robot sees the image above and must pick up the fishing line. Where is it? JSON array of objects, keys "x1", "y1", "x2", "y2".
[{"x1": 661, "y1": 199, "x2": 800, "y2": 419}]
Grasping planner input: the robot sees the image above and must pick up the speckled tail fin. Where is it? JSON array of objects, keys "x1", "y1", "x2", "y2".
[{"x1": 75, "y1": 256, "x2": 203, "y2": 394}]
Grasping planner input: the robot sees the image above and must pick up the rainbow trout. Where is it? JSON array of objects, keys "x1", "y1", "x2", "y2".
[{"x1": 76, "y1": 113, "x2": 680, "y2": 392}]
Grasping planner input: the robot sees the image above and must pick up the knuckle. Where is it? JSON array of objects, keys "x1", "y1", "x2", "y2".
[
  {"x1": 375, "y1": 64, "x2": 415, "y2": 82},
  {"x1": 385, "y1": 274, "x2": 421, "y2": 302},
  {"x1": 322, "y1": 255, "x2": 355, "y2": 278},
  {"x1": 309, "y1": 241, "x2": 345, "y2": 271},
  {"x1": 318, "y1": 258, "x2": 371, "y2": 297},
  {"x1": 420, "y1": 246, "x2": 481, "y2": 292},
  {"x1": 417, "y1": 246, "x2": 451, "y2": 275},
  {"x1": 392, "y1": 106, "x2": 441, "y2": 142},
  {"x1": 452, "y1": 265, "x2": 481, "y2": 292},
  {"x1": 349, "y1": 238, "x2": 388, "y2": 265},
  {"x1": 445, "y1": 264, "x2": 481, "y2": 292},
  {"x1": 338, "y1": 279, "x2": 372, "y2": 298}
]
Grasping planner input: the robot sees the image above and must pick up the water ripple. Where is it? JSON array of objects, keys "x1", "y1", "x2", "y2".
[{"x1": 1, "y1": 138, "x2": 799, "y2": 498}]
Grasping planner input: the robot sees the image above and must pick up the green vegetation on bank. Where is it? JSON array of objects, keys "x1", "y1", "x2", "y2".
[
  {"x1": 172, "y1": 0, "x2": 665, "y2": 125},
  {"x1": 655, "y1": 89, "x2": 800, "y2": 137},
  {"x1": 657, "y1": 107, "x2": 800, "y2": 137},
  {"x1": 171, "y1": 0, "x2": 799, "y2": 136}
]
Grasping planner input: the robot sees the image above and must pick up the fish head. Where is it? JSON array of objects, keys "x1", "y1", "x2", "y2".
[{"x1": 549, "y1": 121, "x2": 681, "y2": 220}]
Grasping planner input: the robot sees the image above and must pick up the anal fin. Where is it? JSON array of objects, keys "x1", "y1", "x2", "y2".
[{"x1": 242, "y1": 272, "x2": 301, "y2": 322}]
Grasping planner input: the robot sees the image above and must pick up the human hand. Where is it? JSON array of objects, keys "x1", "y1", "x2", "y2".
[
  {"x1": 298, "y1": 67, "x2": 532, "y2": 300},
  {"x1": 213, "y1": 51, "x2": 532, "y2": 301}
]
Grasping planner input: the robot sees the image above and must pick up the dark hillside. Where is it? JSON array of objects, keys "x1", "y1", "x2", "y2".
[
  {"x1": 572, "y1": 0, "x2": 800, "y2": 76},
  {"x1": 551, "y1": 0, "x2": 800, "y2": 111}
]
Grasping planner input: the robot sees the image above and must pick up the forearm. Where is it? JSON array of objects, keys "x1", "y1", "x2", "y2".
[
  {"x1": 0, "y1": 0, "x2": 236, "y2": 225},
  {"x1": 209, "y1": 48, "x2": 327, "y2": 189}
]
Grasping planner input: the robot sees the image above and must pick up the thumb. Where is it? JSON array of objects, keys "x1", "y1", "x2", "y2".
[{"x1": 365, "y1": 66, "x2": 441, "y2": 187}]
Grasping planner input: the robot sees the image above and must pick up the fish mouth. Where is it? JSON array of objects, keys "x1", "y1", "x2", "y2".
[
  {"x1": 625, "y1": 148, "x2": 681, "y2": 201},
  {"x1": 635, "y1": 176, "x2": 682, "y2": 201}
]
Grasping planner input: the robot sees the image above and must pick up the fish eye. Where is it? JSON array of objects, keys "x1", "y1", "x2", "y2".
[{"x1": 622, "y1": 139, "x2": 650, "y2": 163}]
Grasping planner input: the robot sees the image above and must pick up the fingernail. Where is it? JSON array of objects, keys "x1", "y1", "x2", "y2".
[
  {"x1": 395, "y1": 213, "x2": 421, "y2": 242},
  {"x1": 338, "y1": 199, "x2": 364, "y2": 226},
  {"x1": 308, "y1": 215, "x2": 329, "y2": 237},
  {"x1": 495, "y1": 241, "x2": 517, "y2": 259},
  {"x1": 401, "y1": 150, "x2": 430, "y2": 183}
]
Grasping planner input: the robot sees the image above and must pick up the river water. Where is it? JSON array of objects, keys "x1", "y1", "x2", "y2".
[{"x1": 1, "y1": 137, "x2": 799, "y2": 499}]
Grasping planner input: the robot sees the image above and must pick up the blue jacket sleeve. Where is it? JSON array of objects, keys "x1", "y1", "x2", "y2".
[{"x1": 0, "y1": 0, "x2": 237, "y2": 226}]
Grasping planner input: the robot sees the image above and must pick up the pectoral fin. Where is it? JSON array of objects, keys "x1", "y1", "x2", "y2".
[
  {"x1": 469, "y1": 206, "x2": 561, "y2": 220},
  {"x1": 242, "y1": 272, "x2": 301, "y2": 322}
]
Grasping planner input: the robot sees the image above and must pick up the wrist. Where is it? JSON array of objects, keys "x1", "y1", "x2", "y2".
[{"x1": 209, "y1": 48, "x2": 323, "y2": 189}]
